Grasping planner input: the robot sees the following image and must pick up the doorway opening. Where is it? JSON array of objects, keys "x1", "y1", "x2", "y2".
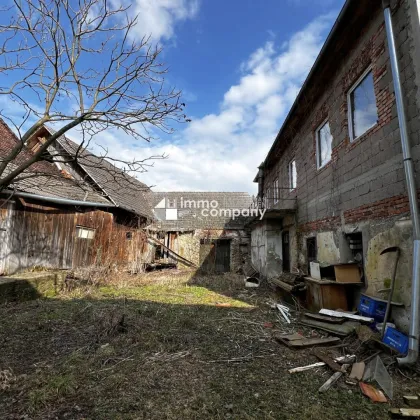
[{"x1": 282, "y1": 231, "x2": 290, "y2": 272}]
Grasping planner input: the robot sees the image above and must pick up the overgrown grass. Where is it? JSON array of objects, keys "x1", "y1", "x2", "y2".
[{"x1": 0, "y1": 270, "x2": 413, "y2": 419}]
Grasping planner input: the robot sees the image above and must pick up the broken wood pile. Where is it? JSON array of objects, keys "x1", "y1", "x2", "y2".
[
  {"x1": 269, "y1": 272, "x2": 306, "y2": 293},
  {"x1": 270, "y1": 304, "x2": 415, "y2": 407},
  {"x1": 390, "y1": 396, "x2": 420, "y2": 418}
]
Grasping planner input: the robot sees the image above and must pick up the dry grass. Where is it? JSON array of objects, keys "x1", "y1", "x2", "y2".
[{"x1": 0, "y1": 270, "x2": 417, "y2": 419}]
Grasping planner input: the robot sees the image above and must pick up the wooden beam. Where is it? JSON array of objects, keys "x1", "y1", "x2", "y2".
[{"x1": 147, "y1": 235, "x2": 197, "y2": 268}]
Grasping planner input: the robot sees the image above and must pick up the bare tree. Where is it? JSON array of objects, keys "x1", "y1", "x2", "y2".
[{"x1": 0, "y1": 0, "x2": 189, "y2": 192}]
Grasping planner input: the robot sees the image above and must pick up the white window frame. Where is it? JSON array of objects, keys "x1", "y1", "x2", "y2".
[
  {"x1": 167, "y1": 198, "x2": 177, "y2": 208},
  {"x1": 273, "y1": 178, "x2": 279, "y2": 204},
  {"x1": 288, "y1": 159, "x2": 297, "y2": 191},
  {"x1": 347, "y1": 66, "x2": 378, "y2": 142},
  {"x1": 316, "y1": 119, "x2": 333, "y2": 169},
  {"x1": 76, "y1": 226, "x2": 95, "y2": 240}
]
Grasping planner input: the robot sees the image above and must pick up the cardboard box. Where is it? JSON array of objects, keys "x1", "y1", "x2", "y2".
[{"x1": 334, "y1": 263, "x2": 361, "y2": 283}]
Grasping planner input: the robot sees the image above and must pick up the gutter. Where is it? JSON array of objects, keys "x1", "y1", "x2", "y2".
[
  {"x1": 11, "y1": 190, "x2": 115, "y2": 208},
  {"x1": 262, "y1": 0, "x2": 353, "y2": 167},
  {"x1": 382, "y1": 0, "x2": 420, "y2": 366}
]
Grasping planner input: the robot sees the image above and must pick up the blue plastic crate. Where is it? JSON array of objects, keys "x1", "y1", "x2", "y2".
[
  {"x1": 358, "y1": 295, "x2": 387, "y2": 321},
  {"x1": 382, "y1": 327, "x2": 408, "y2": 355}
]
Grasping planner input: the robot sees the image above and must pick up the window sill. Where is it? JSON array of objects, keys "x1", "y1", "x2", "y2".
[
  {"x1": 317, "y1": 160, "x2": 332, "y2": 172},
  {"x1": 349, "y1": 122, "x2": 378, "y2": 144}
]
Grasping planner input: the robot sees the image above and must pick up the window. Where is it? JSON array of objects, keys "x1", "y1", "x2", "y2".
[
  {"x1": 316, "y1": 121, "x2": 333, "y2": 168},
  {"x1": 167, "y1": 198, "x2": 176, "y2": 208},
  {"x1": 289, "y1": 160, "x2": 297, "y2": 191},
  {"x1": 348, "y1": 68, "x2": 378, "y2": 141},
  {"x1": 273, "y1": 178, "x2": 279, "y2": 203},
  {"x1": 76, "y1": 226, "x2": 95, "y2": 239}
]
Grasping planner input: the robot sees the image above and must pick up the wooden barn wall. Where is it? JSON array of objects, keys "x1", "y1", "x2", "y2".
[{"x1": 0, "y1": 199, "x2": 149, "y2": 275}]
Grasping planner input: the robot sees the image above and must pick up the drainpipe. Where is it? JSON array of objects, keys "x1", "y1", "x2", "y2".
[{"x1": 383, "y1": 0, "x2": 420, "y2": 366}]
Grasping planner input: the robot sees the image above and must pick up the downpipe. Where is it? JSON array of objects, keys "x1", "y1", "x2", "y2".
[
  {"x1": 403, "y1": 240, "x2": 420, "y2": 365},
  {"x1": 383, "y1": 1, "x2": 420, "y2": 365}
]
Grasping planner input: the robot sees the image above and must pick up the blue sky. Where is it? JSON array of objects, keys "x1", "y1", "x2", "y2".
[
  {"x1": 163, "y1": 0, "x2": 342, "y2": 119},
  {"x1": 1, "y1": 0, "x2": 346, "y2": 194},
  {"x1": 120, "y1": 0, "x2": 345, "y2": 193}
]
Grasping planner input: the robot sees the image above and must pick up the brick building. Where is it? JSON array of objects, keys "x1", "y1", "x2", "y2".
[{"x1": 251, "y1": 0, "x2": 420, "y2": 331}]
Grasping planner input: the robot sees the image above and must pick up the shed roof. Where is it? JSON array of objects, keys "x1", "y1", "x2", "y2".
[
  {"x1": 151, "y1": 191, "x2": 254, "y2": 230},
  {"x1": 44, "y1": 127, "x2": 154, "y2": 219},
  {"x1": 0, "y1": 120, "x2": 110, "y2": 205}
]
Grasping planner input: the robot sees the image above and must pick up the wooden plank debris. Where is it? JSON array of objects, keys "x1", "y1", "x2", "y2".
[
  {"x1": 304, "y1": 312, "x2": 346, "y2": 324},
  {"x1": 313, "y1": 348, "x2": 345, "y2": 372},
  {"x1": 318, "y1": 364, "x2": 349, "y2": 393},
  {"x1": 277, "y1": 333, "x2": 303, "y2": 342},
  {"x1": 299, "y1": 317, "x2": 360, "y2": 337},
  {"x1": 403, "y1": 396, "x2": 420, "y2": 408},
  {"x1": 319, "y1": 309, "x2": 374, "y2": 323},
  {"x1": 288, "y1": 362, "x2": 326, "y2": 373},
  {"x1": 288, "y1": 355, "x2": 355, "y2": 373},
  {"x1": 389, "y1": 408, "x2": 420, "y2": 417},
  {"x1": 274, "y1": 334, "x2": 340, "y2": 348},
  {"x1": 349, "y1": 362, "x2": 365, "y2": 381}
]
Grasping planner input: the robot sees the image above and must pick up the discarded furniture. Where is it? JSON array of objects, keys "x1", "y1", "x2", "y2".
[
  {"x1": 304, "y1": 277, "x2": 362, "y2": 311},
  {"x1": 333, "y1": 263, "x2": 362, "y2": 283}
]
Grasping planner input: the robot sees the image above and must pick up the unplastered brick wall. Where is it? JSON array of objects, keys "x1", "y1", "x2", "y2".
[
  {"x1": 262, "y1": 0, "x2": 420, "y2": 231},
  {"x1": 298, "y1": 191, "x2": 419, "y2": 233}
]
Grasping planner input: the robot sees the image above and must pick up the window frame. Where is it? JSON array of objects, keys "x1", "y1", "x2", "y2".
[
  {"x1": 316, "y1": 119, "x2": 333, "y2": 169},
  {"x1": 347, "y1": 66, "x2": 378, "y2": 142},
  {"x1": 288, "y1": 159, "x2": 297, "y2": 191},
  {"x1": 167, "y1": 198, "x2": 177, "y2": 208},
  {"x1": 75, "y1": 225, "x2": 95, "y2": 240},
  {"x1": 273, "y1": 178, "x2": 279, "y2": 204}
]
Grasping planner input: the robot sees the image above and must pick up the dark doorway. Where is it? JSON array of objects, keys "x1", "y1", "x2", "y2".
[
  {"x1": 282, "y1": 231, "x2": 290, "y2": 272},
  {"x1": 307, "y1": 237, "x2": 317, "y2": 273},
  {"x1": 199, "y1": 239, "x2": 231, "y2": 273},
  {"x1": 215, "y1": 240, "x2": 230, "y2": 273}
]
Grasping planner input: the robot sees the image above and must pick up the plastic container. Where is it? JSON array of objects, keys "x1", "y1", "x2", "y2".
[
  {"x1": 358, "y1": 295, "x2": 387, "y2": 321},
  {"x1": 382, "y1": 327, "x2": 409, "y2": 355}
]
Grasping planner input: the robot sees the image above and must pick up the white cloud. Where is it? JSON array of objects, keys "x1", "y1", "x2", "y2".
[
  {"x1": 124, "y1": 0, "x2": 199, "y2": 42},
  {"x1": 69, "y1": 12, "x2": 337, "y2": 194}
]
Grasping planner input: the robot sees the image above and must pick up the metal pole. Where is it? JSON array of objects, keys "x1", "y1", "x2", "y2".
[{"x1": 383, "y1": 2, "x2": 420, "y2": 365}]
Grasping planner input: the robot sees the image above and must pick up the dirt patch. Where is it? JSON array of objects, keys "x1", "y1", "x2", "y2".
[{"x1": 0, "y1": 270, "x2": 419, "y2": 419}]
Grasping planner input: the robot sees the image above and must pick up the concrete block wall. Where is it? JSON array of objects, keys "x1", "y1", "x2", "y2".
[
  {"x1": 263, "y1": 0, "x2": 420, "y2": 230},
  {"x1": 256, "y1": 0, "x2": 420, "y2": 330}
]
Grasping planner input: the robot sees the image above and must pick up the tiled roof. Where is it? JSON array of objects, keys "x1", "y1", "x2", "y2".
[
  {"x1": 50, "y1": 130, "x2": 154, "y2": 219},
  {"x1": 0, "y1": 120, "x2": 111, "y2": 205},
  {"x1": 151, "y1": 191, "x2": 254, "y2": 230}
]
